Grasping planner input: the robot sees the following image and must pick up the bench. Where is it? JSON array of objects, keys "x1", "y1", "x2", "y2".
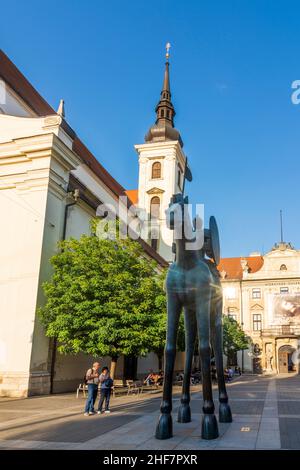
[
  {"x1": 112, "y1": 379, "x2": 129, "y2": 397},
  {"x1": 140, "y1": 382, "x2": 160, "y2": 394},
  {"x1": 126, "y1": 380, "x2": 143, "y2": 395},
  {"x1": 76, "y1": 383, "x2": 88, "y2": 398},
  {"x1": 76, "y1": 379, "x2": 145, "y2": 398}
]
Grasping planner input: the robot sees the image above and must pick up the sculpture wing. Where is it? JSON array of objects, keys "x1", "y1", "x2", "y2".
[{"x1": 209, "y1": 216, "x2": 220, "y2": 265}]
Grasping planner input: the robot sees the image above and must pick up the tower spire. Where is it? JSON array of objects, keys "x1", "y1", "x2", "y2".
[
  {"x1": 155, "y1": 42, "x2": 175, "y2": 127},
  {"x1": 145, "y1": 42, "x2": 183, "y2": 146},
  {"x1": 162, "y1": 42, "x2": 171, "y2": 91}
]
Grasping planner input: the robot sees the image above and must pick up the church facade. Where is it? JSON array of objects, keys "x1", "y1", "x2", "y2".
[{"x1": 0, "y1": 50, "x2": 169, "y2": 397}]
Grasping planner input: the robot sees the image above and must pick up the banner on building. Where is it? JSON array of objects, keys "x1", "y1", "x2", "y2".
[{"x1": 270, "y1": 293, "x2": 300, "y2": 325}]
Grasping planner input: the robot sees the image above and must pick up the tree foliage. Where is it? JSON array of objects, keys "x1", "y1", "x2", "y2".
[
  {"x1": 39, "y1": 229, "x2": 166, "y2": 376},
  {"x1": 223, "y1": 315, "x2": 249, "y2": 356}
]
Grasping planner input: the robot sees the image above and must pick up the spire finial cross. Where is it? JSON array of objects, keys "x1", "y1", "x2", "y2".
[{"x1": 166, "y1": 42, "x2": 171, "y2": 61}]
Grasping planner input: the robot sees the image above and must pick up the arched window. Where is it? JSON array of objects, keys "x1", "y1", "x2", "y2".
[
  {"x1": 150, "y1": 196, "x2": 160, "y2": 219},
  {"x1": 151, "y1": 162, "x2": 161, "y2": 179},
  {"x1": 160, "y1": 109, "x2": 164, "y2": 118},
  {"x1": 280, "y1": 264, "x2": 287, "y2": 271}
]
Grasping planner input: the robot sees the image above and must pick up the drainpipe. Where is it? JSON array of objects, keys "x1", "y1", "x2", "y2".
[{"x1": 50, "y1": 189, "x2": 80, "y2": 394}]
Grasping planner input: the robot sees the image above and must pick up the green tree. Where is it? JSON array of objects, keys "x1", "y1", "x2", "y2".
[
  {"x1": 223, "y1": 316, "x2": 249, "y2": 365},
  {"x1": 39, "y1": 228, "x2": 161, "y2": 378}
]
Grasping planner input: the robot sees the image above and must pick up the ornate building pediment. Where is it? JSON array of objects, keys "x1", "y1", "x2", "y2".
[
  {"x1": 147, "y1": 187, "x2": 165, "y2": 195},
  {"x1": 250, "y1": 303, "x2": 263, "y2": 311}
]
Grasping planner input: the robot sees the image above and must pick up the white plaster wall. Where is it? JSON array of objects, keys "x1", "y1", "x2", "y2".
[
  {"x1": 0, "y1": 184, "x2": 48, "y2": 378},
  {"x1": 30, "y1": 193, "x2": 94, "y2": 381},
  {"x1": 0, "y1": 83, "x2": 36, "y2": 117},
  {"x1": 29, "y1": 189, "x2": 65, "y2": 374},
  {"x1": 65, "y1": 202, "x2": 92, "y2": 239}
]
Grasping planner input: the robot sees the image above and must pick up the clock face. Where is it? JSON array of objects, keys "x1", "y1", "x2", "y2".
[{"x1": 209, "y1": 216, "x2": 220, "y2": 265}]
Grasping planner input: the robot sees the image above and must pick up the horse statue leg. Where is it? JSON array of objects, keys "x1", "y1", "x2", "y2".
[
  {"x1": 196, "y1": 288, "x2": 219, "y2": 440},
  {"x1": 155, "y1": 293, "x2": 182, "y2": 439},
  {"x1": 178, "y1": 308, "x2": 197, "y2": 423},
  {"x1": 211, "y1": 295, "x2": 232, "y2": 423}
]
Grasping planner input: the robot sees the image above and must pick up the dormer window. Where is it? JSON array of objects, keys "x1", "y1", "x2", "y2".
[
  {"x1": 280, "y1": 264, "x2": 287, "y2": 271},
  {"x1": 152, "y1": 162, "x2": 161, "y2": 179}
]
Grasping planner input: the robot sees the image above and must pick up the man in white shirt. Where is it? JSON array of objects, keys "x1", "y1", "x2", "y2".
[{"x1": 84, "y1": 362, "x2": 100, "y2": 416}]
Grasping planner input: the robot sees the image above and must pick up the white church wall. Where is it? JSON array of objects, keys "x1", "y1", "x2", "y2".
[
  {"x1": 0, "y1": 141, "x2": 51, "y2": 396},
  {"x1": 0, "y1": 82, "x2": 36, "y2": 118}
]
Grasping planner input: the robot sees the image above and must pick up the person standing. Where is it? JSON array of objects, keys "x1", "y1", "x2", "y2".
[
  {"x1": 84, "y1": 362, "x2": 100, "y2": 416},
  {"x1": 97, "y1": 367, "x2": 113, "y2": 414}
]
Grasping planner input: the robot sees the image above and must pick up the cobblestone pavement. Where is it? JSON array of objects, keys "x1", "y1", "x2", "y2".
[{"x1": 0, "y1": 374, "x2": 300, "y2": 449}]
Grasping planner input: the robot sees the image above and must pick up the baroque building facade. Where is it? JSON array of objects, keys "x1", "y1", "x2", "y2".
[{"x1": 219, "y1": 242, "x2": 300, "y2": 374}]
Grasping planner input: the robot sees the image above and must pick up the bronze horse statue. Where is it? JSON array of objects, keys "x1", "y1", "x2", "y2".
[{"x1": 155, "y1": 194, "x2": 232, "y2": 440}]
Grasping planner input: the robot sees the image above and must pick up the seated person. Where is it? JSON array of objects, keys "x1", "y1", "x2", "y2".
[
  {"x1": 144, "y1": 370, "x2": 155, "y2": 386},
  {"x1": 152, "y1": 373, "x2": 160, "y2": 384},
  {"x1": 155, "y1": 370, "x2": 164, "y2": 385}
]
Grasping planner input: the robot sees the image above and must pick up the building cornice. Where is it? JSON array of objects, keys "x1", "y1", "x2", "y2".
[{"x1": 221, "y1": 276, "x2": 300, "y2": 284}]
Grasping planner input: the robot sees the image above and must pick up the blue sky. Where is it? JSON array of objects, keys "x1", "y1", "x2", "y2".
[{"x1": 1, "y1": 0, "x2": 300, "y2": 257}]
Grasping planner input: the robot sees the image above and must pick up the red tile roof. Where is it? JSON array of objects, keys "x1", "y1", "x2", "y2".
[
  {"x1": 125, "y1": 189, "x2": 138, "y2": 205},
  {"x1": 218, "y1": 256, "x2": 264, "y2": 280}
]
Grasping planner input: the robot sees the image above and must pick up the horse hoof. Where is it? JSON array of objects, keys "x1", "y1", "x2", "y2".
[
  {"x1": 201, "y1": 414, "x2": 219, "y2": 440},
  {"x1": 177, "y1": 404, "x2": 191, "y2": 423},
  {"x1": 155, "y1": 413, "x2": 173, "y2": 439},
  {"x1": 219, "y1": 402, "x2": 232, "y2": 423}
]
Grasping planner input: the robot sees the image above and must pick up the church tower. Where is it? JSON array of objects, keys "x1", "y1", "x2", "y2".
[{"x1": 134, "y1": 44, "x2": 187, "y2": 262}]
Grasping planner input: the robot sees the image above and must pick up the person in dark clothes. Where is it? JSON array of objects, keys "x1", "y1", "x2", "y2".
[{"x1": 97, "y1": 367, "x2": 113, "y2": 414}]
